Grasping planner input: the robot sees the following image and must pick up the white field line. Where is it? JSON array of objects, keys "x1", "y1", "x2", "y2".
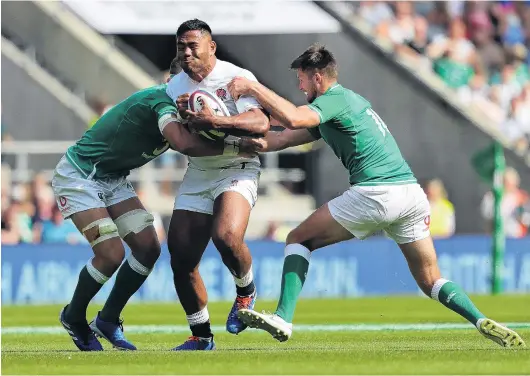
[{"x1": 2, "y1": 323, "x2": 530, "y2": 335}]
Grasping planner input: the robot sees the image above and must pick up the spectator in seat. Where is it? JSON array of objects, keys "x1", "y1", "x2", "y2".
[
  {"x1": 396, "y1": 17, "x2": 431, "y2": 64},
  {"x1": 491, "y1": 63, "x2": 522, "y2": 110},
  {"x1": 481, "y1": 167, "x2": 529, "y2": 238},
  {"x1": 425, "y1": 179, "x2": 455, "y2": 238},
  {"x1": 426, "y1": 2, "x2": 451, "y2": 40},
  {"x1": 428, "y1": 18, "x2": 482, "y2": 89},
  {"x1": 468, "y1": 12, "x2": 506, "y2": 78},
  {"x1": 1, "y1": 192, "x2": 20, "y2": 245},
  {"x1": 358, "y1": 1, "x2": 394, "y2": 29},
  {"x1": 29, "y1": 172, "x2": 55, "y2": 225},
  {"x1": 377, "y1": 1, "x2": 425, "y2": 47},
  {"x1": 37, "y1": 205, "x2": 87, "y2": 245},
  {"x1": 10, "y1": 185, "x2": 35, "y2": 244}
]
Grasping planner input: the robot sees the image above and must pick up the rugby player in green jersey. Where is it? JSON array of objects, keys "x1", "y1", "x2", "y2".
[
  {"x1": 52, "y1": 84, "x2": 245, "y2": 351},
  {"x1": 228, "y1": 45, "x2": 525, "y2": 348}
]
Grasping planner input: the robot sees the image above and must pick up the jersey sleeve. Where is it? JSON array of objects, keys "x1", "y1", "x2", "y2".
[
  {"x1": 306, "y1": 94, "x2": 343, "y2": 124},
  {"x1": 235, "y1": 70, "x2": 264, "y2": 114},
  {"x1": 306, "y1": 126, "x2": 322, "y2": 140}
]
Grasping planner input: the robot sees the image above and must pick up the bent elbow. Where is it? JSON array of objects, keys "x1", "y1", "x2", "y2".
[
  {"x1": 256, "y1": 121, "x2": 270, "y2": 136},
  {"x1": 284, "y1": 118, "x2": 303, "y2": 130},
  {"x1": 177, "y1": 145, "x2": 192, "y2": 156},
  {"x1": 168, "y1": 139, "x2": 190, "y2": 156}
]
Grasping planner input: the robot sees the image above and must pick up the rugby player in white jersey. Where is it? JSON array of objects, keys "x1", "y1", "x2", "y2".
[{"x1": 165, "y1": 19, "x2": 270, "y2": 351}]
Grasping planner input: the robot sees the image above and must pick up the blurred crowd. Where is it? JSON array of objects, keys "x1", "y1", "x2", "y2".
[
  {"x1": 1, "y1": 169, "x2": 87, "y2": 245},
  {"x1": 349, "y1": 1, "x2": 530, "y2": 150},
  {"x1": 1, "y1": 166, "x2": 167, "y2": 246}
]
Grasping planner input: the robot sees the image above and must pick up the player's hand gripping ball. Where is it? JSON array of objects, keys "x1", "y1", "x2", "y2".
[
  {"x1": 187, "y1": 89, "x2": 230, "y2": 141},
  {"x1": 176, "y1": 93, "x2": 191, "y2": 121}
]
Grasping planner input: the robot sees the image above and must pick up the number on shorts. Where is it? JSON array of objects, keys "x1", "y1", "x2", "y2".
[{"x1": 366, "y1": 108, "x2": 389, "y2": 136}]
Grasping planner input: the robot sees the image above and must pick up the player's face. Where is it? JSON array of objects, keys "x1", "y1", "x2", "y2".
[
  {"x1": 296, "y1": 70, "x2": 318, "y2": 103},
  {"x1": 177, "y1": 30, "x2": 216, "y2": 76}
]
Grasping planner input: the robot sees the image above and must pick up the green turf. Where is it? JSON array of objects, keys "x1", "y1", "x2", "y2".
[{"x1": 2, "y1": 296, "x2": 529, "y2": 374}]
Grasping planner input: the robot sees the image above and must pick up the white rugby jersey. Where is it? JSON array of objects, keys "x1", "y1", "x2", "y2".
[{"x1": 166, "y1": 59, "x2": 263, "y2": 169}]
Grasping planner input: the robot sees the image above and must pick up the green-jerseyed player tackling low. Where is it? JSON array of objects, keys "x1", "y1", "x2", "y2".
[
  {"x1": 227, "y1": 44, "x2": 526, "y2": 348},
  {"x1": 52, "y1": 81, "x2": 244, "y2": 351}
]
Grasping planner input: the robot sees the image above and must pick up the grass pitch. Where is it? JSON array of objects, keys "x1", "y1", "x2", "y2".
[{"x1": 2, "y1": 295, "x2": 529, "y2": 374}]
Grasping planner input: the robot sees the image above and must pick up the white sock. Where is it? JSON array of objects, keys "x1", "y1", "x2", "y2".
[
  {"x1": 476, "y1": 318, "x2": 486, "y2": 330},
  {"x1": 186, "y1": 306, "x2": 209, "y2": 326},
  {"x1": 430, "y1": 278, "x2": 450, "y2": 301},
  {"x1": 86, "y1": 258, "x2": 109, "y2": 284},
  {"x1": 234, "y1": 265, "x2": 254, "y2": 288},
  {"x1": 285, "y1": 243, "x2": 311, "y2": 261}
]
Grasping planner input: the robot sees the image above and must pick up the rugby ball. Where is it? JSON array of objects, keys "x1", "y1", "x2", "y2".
[{"x1": 189, "y1": 89, "x2": 230, "y2": 141}]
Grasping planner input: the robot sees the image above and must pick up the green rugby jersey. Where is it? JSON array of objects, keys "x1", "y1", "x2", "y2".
[
  {"x1": 306, "y1": 84, "x2": 416, "y2": 186},
  {"x1": 66, "y1": 85, "x2": 177, "y2": 179}
]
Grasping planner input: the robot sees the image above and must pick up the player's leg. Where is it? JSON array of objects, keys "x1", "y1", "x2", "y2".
[
  {"x1": 52, "y1": 157, "x2": 124, "y2": 351},
  {"x1": 168, "y1": 167, "x2": 216, "y2": 350},
  {"x1": 61, "y1": 208, "x2": 124, "y2": 351},
  {"x1": 388, "y1": 184, "x2": 525, "y2": 348},
  {"x1": 239, "y1": 200, "x2": 354, "y2": 342},
  {"x1": 168, "y1": 209, "x2": 214, "y2": 350},
  {"x1": 89, "y1": 183, "x2": 160, "y2": 351},
  {"x1": 400, "y1": 237, "x2": 525, "y2": 348},
  {"x1": 210, "y1": 168, "x2": 261, "y2": 334},
  {"x1": 211, "y1": 191, "x2": 257, "y2": 334}
]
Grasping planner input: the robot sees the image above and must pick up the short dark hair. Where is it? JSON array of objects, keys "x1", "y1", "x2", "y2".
[
  {"x1": 290, "y1": 44, "x2": 338, "y2": 78},
  {"x1": 176, "y1": 19, "x2": 212, "y2": 38},
  {"x1": 169, "y1": 57, "x2": 181, "y2": 75}
]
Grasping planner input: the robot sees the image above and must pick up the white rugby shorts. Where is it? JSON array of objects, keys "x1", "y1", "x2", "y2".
[
  {"x1": 328, "y1": 183, "x2": 431, "y2": 244},
  {"x1": 51, "y1": 156, "x2": 137, "y2": 218},
  {"x1": 174, "y1": 162, "x2": 260, "y2": 215}
]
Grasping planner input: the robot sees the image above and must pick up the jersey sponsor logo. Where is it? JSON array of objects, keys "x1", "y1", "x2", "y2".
[
  {"x1": 424, "y1": 215, "x2": 431, "y2": 230},
  {"x1": 142, "y1": 142, "x2": 170, "y2": 159},
  {"x1": 153, "y1": 142, "x2": 170, "y2": 156},
  {"x1": 215, "y1": 88, "x2": 228, "y2": 101},
  {"x1": 59, "y1": 196, "x2": 67, "y2": 207},
  {"x1": 98, "y1": 192, "x2": 104, "y2": 200},
  {"x1": 229, "y1": 179, "x2": 239, "y2": 188}
]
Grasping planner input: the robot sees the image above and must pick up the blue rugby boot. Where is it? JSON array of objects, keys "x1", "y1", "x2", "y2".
[
  {"x1": 172, "y1": 336, "x2": 216, "y2": 351},
  {"x1": 226, "y1": 290, "x2": 257, "y2": 334},
  {"x1": 89, "y1": 312, "x2": 137, "y2": 350},
  {"x1": 59, "y1": 306, "x2": 103, "y2": 351}
]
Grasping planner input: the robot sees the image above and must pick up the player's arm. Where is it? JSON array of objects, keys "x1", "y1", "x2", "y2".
[
  {"x1": 208, "y1": 107, "x2": 270, "y2": 135},
  {"x1": 240, "y1": 128, "x2": 319, "y2": 153},
  {"x1": 159, "y1": 112, "x2": 243, "y2": 158},
  {"x1": 186, "y1": 104, "x2": 269, "y2": 135},
  {"x1": 228, "y1": 77, "x2": 320, "y2": 130}
]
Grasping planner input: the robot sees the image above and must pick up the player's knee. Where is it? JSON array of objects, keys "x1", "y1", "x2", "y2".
[
  {"x1": 168, "y1": 243, "x2": 198, "y2": 273},
  {"x1": 286, "y1": 230, "x2": 315, "y2": 251},
  {"x1": 131, "y1": 240, "x2": 161, "y2": 269},
  {"x1": 82, "y1": 217, "x2": 120, "y2": 248},
  {"x1": 212, "y1": 227, "x2": 243, "y2": 254}
]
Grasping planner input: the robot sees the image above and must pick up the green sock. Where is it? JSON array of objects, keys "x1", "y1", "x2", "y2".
[
  {"x1": 100, "y1": 255, "x2": 151, "y2": 323},
  {"x1": 275, "y1": 244, "x2": 311, "y2": 323},
  {"x1": 431, "y1": 279, "x2": 486, "y2": 325},
  {"x1": 65, "y1": 261, "x2": 109, "y2": 323}
]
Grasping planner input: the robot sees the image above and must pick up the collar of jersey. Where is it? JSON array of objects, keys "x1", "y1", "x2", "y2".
[{"x1": 324, "y1": 83, "x2": 341, "y2": 94}]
